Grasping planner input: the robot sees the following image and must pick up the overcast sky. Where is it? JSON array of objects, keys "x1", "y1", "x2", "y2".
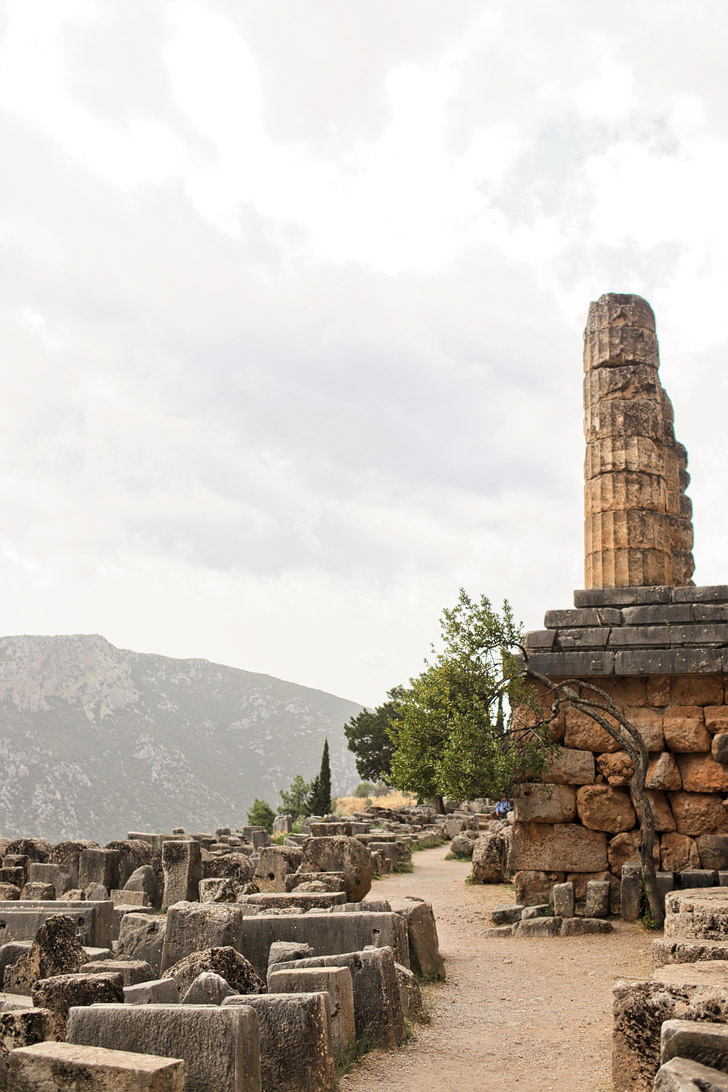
[{"x1": 1, "y1": 0, "x2": 727, "y2": 708}]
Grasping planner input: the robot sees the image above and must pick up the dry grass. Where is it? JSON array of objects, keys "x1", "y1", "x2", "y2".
[{"x1": 335, "y1": 791, "x2": 416, "y2": 815}]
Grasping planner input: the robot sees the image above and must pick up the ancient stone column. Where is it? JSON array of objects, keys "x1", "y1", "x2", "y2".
[{"x1": 583, "y1": 293, "x2": 694, "y2": 588}]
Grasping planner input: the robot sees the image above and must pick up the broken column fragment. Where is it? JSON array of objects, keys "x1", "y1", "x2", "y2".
[{"x1": 583, "y1": 293, "x2": 694, "y2": 588}]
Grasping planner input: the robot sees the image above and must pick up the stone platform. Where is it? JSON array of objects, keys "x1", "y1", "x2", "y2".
[{"x1": 523, "y1": 584, "x2": 728, "y2": 678}]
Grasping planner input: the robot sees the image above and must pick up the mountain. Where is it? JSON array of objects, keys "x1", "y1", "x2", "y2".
[{"x1": 0, "y1": 635, "x2": 364, "y2": 843}]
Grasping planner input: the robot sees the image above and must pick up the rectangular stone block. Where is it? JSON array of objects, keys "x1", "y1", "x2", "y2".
[
  {"x1": 622, "y1": 604, "x2": 693, "y2": 625},
  {"x1": 542, "y1": 748, "x2": 595, "y2": 785},
  {"x1": 161, "y1": 842, "x2": 202, "y2": 911},
  {"x1": 270, "y1": 948, "x2": 405, "y2": 1050},
  {"x1": 223, "y1": 993, "x2": 334, "y2": 1092},
  {"x1": 124, "y1": 978, "x2": 179, "y2": 1005},
  {"x1": 574, "y1": 586, "x2": 672, "y2": 607},
  {"x1": 161, "y1": 902, "x2": 243, "y2": 975},
  {"x1": 544, "y1": 608, "x2": 622, "y2": 628},
  {"x1": 513, "y1": 784, "x2": 576, "y2": 824},
  {"x1": 673, "y1": 586, "x2": 728, "y2": 604},
  {"x1": 661, "y1": 1017, "x2": 728, "y2": 1071},
  {"x1": 267, "y1": 967, "x2": 355, "y2": 1065},
  {"x1": 7, "y1": 1041, "x2": 185, "y2": 1092},
  {"x1": 238, "y1": 913, "x2": 409, "y2": 979},
  {"x1": 520, "y1": 651, "x2": 615, "y2": 677},
  {"x1": 654, "y1": 1056, "x2": 728, "y2": 1089},
  {"x1": 67, "y1": 1004, "x2": 261, "y2": 1092},
  {"x1": 511, "y1": 823, "x2": 608, "y2": 873},
  {"x1": 79, "y1": 850, "x2": 120, "y2": 893},
  {"x1": 0, "y1": 902, "x2": 113, "y2": 949}
]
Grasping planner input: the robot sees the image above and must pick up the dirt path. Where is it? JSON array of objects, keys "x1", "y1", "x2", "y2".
[{"x1": 340, "y1": 845, "x2": 653, "y2": 1092}]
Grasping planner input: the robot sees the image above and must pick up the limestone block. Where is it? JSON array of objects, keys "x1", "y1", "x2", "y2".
[
  {"x1": 613, "y1": 966, "x2": 728, "y2": 1092},
  {"x1": 162, "y1": 946, "x2": 264, "y2": 998},
  {"x1": 597, "y1": 751, "x2": 634, "y2": 786},
  {"x1": 268, "y1": 967, "x2": 355, "y2": 1065},
  {"x1": 513, "y1": 916, "x2": 562, "y2": 937},
  {"x1": 670, "y1": 793, "x2": 728, "y2": 836},
  {"x1": 490, "y1": 905, "x2": 525, "y2": 925},
  {"x1": 81, "y1": 960, "x2": 153, "y2": 986},
  {"x1": 27, "y1": 863, "x2": 72, "y2": 896},
  {"x1": 117, "y1": 914, "x2": 165, "y2": 978},
  {"x1": 566, "y1": 870, "x2": 615, "y2": 904},
  {"x1": 563, "y1": 708, "x2": 621, "y2": 753},
  {"x1": 20, "y1": 883, "x2": 55, "y2": 901},
  {"x1": 223, "y1": 993, "x2": 334, "y2": 1092},
  {"x1": 664, "y1": 709, "x2": 711, "y2": 753},
  {"x1": 661, "y1": 833, "x2": 701, "y2": 872},
  {"x1": 654, "y1": 1056, "x2": 728, "y2": 1090},
  {"x1": 653, "y1": 939, "x2": 728, "y2": 969},
  {"x1": 608, "y1": 832, "x2": 659, "y2": 876},
  {"x1": 648, "y1": 677, "x2": 673, "y2": 707},
  {"x1": 298, "y1": 837, "x2": 374, "y2": 903},
  {"x1": 32, "y1": 972, "x2": 124, "y2": 1038},
  {"x1": 511, "y1": 822, "x2": 608, "y2": 873},
  {"x1": 698, "y1": 836, "x2": 728, "y2": 872},
  {"x1": 181, "y1": 972, "x2": 236, "y2": 1006},
  {"x1": 254, "y1": 846, "x2": 303, "y2": 893},
  {"x1": 664, "y1": 891, "x2": 728, "y2": 941},
  {"x1": 161, "y1": 842, "x2": 202, "y2": 911},
  {"x1": 648, "y1": 753, "x2": 683, "y2": 792},
  {"x1": 270, "y1": 947, "x2": 405, "y2": 1051},
  {"x1": 4, "y1": 915, "x2": 86, "y2": 995},
  {"x1": 6, "y1": 1041, "x2": 185, "y2": 1092},
  {"x1": 541, "y1": 748, "x2": 595, "y2": 785},
  {"x1": 514, "y1": 871, "x2": 565, "y2": 906},
  {"x1": 649, "y1": 790, "x2": 677, "y2": 832},
  {"x1": 513, "y1": 784, "x2": 576, "y2": 824},
  {"x1": 470, "y1": 833, "x2": 506, "y2": 883},
  {"x1": 678, "y1": 755, "x2": 728, "y2": 793},
  {"x1": 585, "y1": 880, "x2": 611, "y2": 918},
  {"x1": 626, "y1": 706, "x2": 666, "y2": 750},
  {"x1": 202, "y1": 853, "x2": 254, "y2": 888},
  {"x1": 0, "y1": 1008, "x2": 55, "y2": 1078},
  {"x1": 672, "y1": 679, "x2": 724, "y2": 707},
  {"x1": 386, "y1": 897, "x2": 445, "y2": 980},
  {"x1": 160, "y1": 902, "x2": 243, "y2": 974},
  {"x1": 576, "y1": 785, "x2": 637, "y2": 833},
  {"x1": 79, "y1": 850, "x2": 120, "y2": 893},
  {"x1": 124, "y1": 978, "x2": 179, "y2": 1006},
  {"x1": 706, "y1": 708, "x2": 728, "y2": 735},
  {"x1": 561, "y1": 917, "x2": 612, "y2": 936},
  {"x1": 552, "y1": 882, "x2": 574, "y2": 918},
  {"x1": 67, "y1": 1004, "x2": 261, "y2": 1092}
]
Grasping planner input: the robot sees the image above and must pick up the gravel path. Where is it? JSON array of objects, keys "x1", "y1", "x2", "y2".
[{"x1": 340, "y1": 844, "x2": 653, "y2": 1092}]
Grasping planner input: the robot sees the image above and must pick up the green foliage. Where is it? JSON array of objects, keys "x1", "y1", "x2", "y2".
[
  {"x1": 277, "y1": 774, "x2": 313, "y2": 821},
  {"x1": 308, "y1": 739, "x2": 333, "y2": 816},
  {"x1": 389, "y1": 589, "x2": 556, "y2": 804},
  {"x1": 344, "y1": 688, "x2": 404, "y2": 783},
  {"x1": 247, "y1": 797, "x2": 276, "y2": 832},
  {"x1": 354, "y1": 781, "x2": 375, "y2": 798}
]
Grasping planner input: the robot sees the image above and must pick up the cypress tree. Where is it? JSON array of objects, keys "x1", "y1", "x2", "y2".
[{"x1": 308, "y1": 739, "x2": 333, "y2": 815}]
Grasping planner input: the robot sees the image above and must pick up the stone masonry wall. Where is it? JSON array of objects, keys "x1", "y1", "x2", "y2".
[
  {"x1": 514, "y1": 671, "x2": 728, "y2": 908},
  {"x1": 517, "y1": 583, "x2": 728, "y2": 907}
]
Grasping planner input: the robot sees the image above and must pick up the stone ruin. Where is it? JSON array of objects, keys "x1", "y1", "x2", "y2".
[
  {"x1": 0, "y1": 807, "x2": 446, "y2": 1090},
  {"x1": 513, "y1": 292, "x2": 728, "y2": 915}
]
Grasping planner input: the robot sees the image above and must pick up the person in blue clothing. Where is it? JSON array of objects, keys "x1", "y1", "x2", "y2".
[{"x1": 495, "y1": 794, "x2": 510, "y2": 819}]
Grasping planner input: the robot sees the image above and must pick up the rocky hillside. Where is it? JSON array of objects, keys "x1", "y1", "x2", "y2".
[{"x1": 0, "y1": 635, "x2": 363, "y2": 843}]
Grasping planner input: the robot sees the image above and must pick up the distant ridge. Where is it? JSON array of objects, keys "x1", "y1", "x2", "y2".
[{"x1": 0, "y1": 634, "x2": 363, "y2": 842}]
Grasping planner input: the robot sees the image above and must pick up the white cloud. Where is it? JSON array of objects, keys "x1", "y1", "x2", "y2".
[{"x1": 0, "y1": 0, "x2": 727, "y2": 706}]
